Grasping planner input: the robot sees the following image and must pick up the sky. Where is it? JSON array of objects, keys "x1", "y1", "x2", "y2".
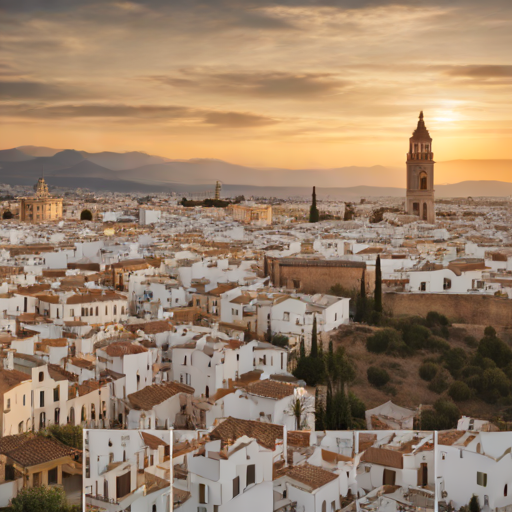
[{"x1": 1, "y1": 0, "x2": 511, "y2": 171}]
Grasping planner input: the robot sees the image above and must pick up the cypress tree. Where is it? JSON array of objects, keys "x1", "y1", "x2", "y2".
[
  {"x1": 310, "y1": 315, "x2": 318, "y2": 358},
  {"x1": 299, "y1": 338, "x2": 306, "y2": 359},
  {"x1": 309, "y1": 186, "x2": 320, "y2": 223},
  {"x1": 355, "y1": 271, "x2": 367, "y2": 323},
  {"x1": 375, "y1": 255, "x2": 383, "y2": 313}
]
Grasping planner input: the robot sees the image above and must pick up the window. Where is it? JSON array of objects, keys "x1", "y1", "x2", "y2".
[
  {"x1": 121, "y1": 306, "x2": 125, "y2": 315},
  {"x1": 70, "y1": 309, "x2": 74, "y2": 317},
  {"x1": 292, "y1": 279, "x2": 300, "y2": 289},
  {"x1": 420, "y1": 282, "x2": 426, "y2": 291},
  {"x1": 6, "y1": 398, "x2": 10, "y2": 409},
  {"x1": 477, "y1": 472, "x2": 487, "y2": 487},
  {"x1": 443, "y1": 278, "x2": 452, "y2": 290},
  {"x1": 283, "y1": 312, "x2": 290, "y2": 321},
  {"x1": 247, "y1": 464, "x2": 255, "y2": 486},
  {"x1": 199, "y1": 483, "x2": 208, "y2": 504},
  {"x1": 233, "y1": 476, "x2": 240, "y2": 498},
  {"x1": 40, "y1": 390, "x2": 44, "y2": 407},
  {"x1": 48, "y1": 467, "x2": 58, "y2": 485},
  {"x1": 90, "y1": 307, "x2": 93, "y2": 316},
  {"x1": 114, "y1": 305, "x2": 117, "y2": 315},
  {"x1": 105, "y1": 306, "x2": 108, "y2": 315},
  {"x1": 54, "y1": 387, "x2": 59, "y2": 402},
  {"x1": 505, "y1": 484, "x2": 508, "y2": 497},
  {"x1": 95, "y1": 306, "x2": 99, "y2": 316},
  {"x1": 334, "y1": 313, "x2": 337, "y2": 321},
  {"x1": 39, "y1": 371, "x2": 44, "y2": 382},
  {"x1": 231, "y1": 308, "x2": 238, "y2": 316},
  {"x1": 23, "y1": 395, "x2": 25, "y2": 406}
]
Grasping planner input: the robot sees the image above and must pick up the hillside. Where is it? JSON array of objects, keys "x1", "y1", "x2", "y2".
[{"x1": 331, "y1": 323, "x2": 512, "y2": 422}]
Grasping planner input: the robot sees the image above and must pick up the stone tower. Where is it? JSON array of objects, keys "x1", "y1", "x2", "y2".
[{"x1": 405, "y1": 111, "x2": 435, "y2": 223}]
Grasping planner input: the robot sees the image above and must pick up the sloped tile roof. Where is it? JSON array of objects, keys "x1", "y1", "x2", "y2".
[
  {"x1": 103, "y1": 341, "x2": 148, "y2": 357},
  {"x1": 128, "y1": 382, "x2": 194, "y2": 410},
  {"x1": 1, "y1": 435, "x2": 76, "y2": 467},
  {"x1": 285, "y1": 463, "x2": 338, "y2": 490},
  {"x1": 245, "y1": 380, "x2": 296, "y2": 400},
  {"x1": 209, "y1": 417, "x2": 284, "y2": 450},
  {"x1": 360, "y1": 447, "x2": 403, "y2": 469},
  {"x1": 140, "y1": 432, "x2": 169, "y2": 450}
]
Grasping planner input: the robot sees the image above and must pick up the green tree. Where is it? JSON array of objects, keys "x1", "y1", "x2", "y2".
[
  {"x1": 420, "y1": 399, "x2": 460, "y2": 430},
  {"x1": 309, "y1": 186, "x2": 319, "y2": 223},
  {"x1": 374, "y1": 255, "x2": 382, "y2": 313},
  {"x1": 354, "y1": 272, "x2": 368, "y2": 323},
  {"x1": 469, "y1": 495, "x2": 481, "y2": 512},
  {"x1": 271, "y1": 334, "x2": 289, "y2": 348},
  {"x1": 11, "y1": 486, "x2": 72, "y2": 512},
  {"x1": 310, "y1": 315, "x2": 318, "y2": 358}
]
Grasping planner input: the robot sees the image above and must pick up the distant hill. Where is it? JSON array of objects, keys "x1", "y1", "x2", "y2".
[
  {"x1": 17, "y1": 145, "x2": 63, "y2": 157},
  {"x1": 2, "y1": 145, "x2": 512, "y2": 198},
  {"x1": 0, "y1": 148, "x2": 35, "y2": 162}
]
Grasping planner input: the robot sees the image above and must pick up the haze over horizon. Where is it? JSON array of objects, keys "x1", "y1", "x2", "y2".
[{"x1": 1, "y1": 0, "x2": 511, "y2": 180}]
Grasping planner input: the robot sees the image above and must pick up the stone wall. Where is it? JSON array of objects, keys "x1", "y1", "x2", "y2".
[
  {"x1": 383, "y1": 292, "x2": 512, "y2": 326},
  {"x1": 265, "y1": 257, "x2": 374, "y2": 294}
]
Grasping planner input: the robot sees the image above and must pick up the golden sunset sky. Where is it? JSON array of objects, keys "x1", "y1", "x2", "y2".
[{"x1": 1, "y1": 0, "x2": 511, "y2": 173}]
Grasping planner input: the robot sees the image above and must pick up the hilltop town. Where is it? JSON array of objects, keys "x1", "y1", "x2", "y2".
[{"x1": 0, "y1": 115, "x2": 511, "y2": 512}]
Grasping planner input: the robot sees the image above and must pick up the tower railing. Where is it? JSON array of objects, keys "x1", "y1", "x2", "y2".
[{"x1": 407, "y1": 152, "x2": 434, "y2": 161}]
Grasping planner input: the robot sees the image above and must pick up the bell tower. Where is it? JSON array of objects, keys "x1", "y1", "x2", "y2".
[{"x1": 405, "y1": 111, "x2": 435, "y2": 223}]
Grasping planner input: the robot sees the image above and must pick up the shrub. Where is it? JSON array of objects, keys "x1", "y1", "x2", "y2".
[
  {"x1": 426, "y1": 311, "x2": 450, "y2": 327},
  {"x1": 484, "y1": 326, "x2": 497, "y2": 338},
  {"x1": 464, "y1": 336, "x2": 478, "y2": 348},
  {"x1": 426, "y1": 336, "x2": 450, "y2": 353},
  {"x1": 444, "y1": 348, "x2": 467, "y2": 378},
  {"x1": 419, "y1": 362, "x2": 439, "y2": 381},
  {"x1": 402, "y1": 324, "x2": 432, "y2": 350},
  {"x1": 367, "y1": 366, "x2": 390, "y2": 387},
  {"x1": 271, "y1": 334, "x2": 289, "y2": 348},
  {"x1": 348, "y1": 392, "x2": 366, "y2": 419},
  {"x1": 366, "y1": 328, "x2": 401, "y2": 354},
  {"x1": 420, "y1": 398, "x2": 460, "y2": 430},
  {"x1": 481, "y1": 367, "x2": 510, "y2": 403},
  {"x1": 11, "y1": 486, "x2": 73, "y2": 512},
  {"x1": 478, "y1": 334, "x2": 512, "y2": 368},
  {"x1": 428, "y1": 369, "x2": 450, "y2": 394},
  {"x1": 448, "y1": 381, "x2": 471, "y2": 401}
]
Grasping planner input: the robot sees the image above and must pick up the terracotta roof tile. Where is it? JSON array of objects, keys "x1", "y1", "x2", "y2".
[
  {"x1": 285, "y1": 463, "x2": 338, "y2": 491},
  {"x1": 360, "y1": 447, "x2": 403, "y2": 469},
  {"x1": 245, "y1": 380, "x2": 297, "y2": 400},
  {"x1": 126, "y1": 320, "x2": 174, "y2": 334},
  {"x1": 210, "y1": 417, "x2": 284, "y2": 450},
  {"x1": 2, "y1": 435, "x2": 77, "y2": 467},
  {"x1": 128, "y1": 382, "x2": 194, "y2": 410},
  {"x1": 103, "y1": 341, "x2": 148, "y2": 357},
  {"x1": 140, "y1": 432, "x2": 169, "y2": 450}
]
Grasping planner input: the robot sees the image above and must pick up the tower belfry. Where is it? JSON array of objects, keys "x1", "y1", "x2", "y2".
[{"x1": 405, "y1": 111, "x2": 435, "y2": 223}]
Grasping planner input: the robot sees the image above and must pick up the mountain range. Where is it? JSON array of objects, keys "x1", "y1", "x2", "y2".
[{"x1": 0, "y1": 146, "x2": 511, "y2": 199}]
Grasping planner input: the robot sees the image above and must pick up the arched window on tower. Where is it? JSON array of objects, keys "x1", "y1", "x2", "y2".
[{"x1": 419, "y1": 173, "x2": 428, "y2": 190}]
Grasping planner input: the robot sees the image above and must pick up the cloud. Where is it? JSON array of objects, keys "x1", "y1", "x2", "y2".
[
  {"x1": 150, "y1": 71, "x2": 347, "y2": 99},
  {"x1": 445, "y1": 65, "x2": 512, "y2": 78},
  {"x1": 0, "y1": 102, "x2": 279, "y2": 128},
  {"x1": 0, "y1": 80, "x2": 93, "y2": 100},
  {"x1": 202, "y1": 111, "x2": 278, "y2": 127}
]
